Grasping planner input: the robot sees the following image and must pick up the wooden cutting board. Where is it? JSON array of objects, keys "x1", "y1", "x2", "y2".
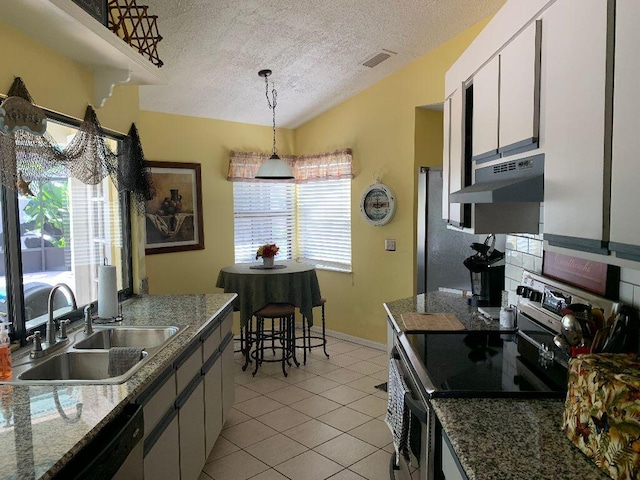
[{"x1": 400, "y1": 312, "x2": 465, "y2": 331}]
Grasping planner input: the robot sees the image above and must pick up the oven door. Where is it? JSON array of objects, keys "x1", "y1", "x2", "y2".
[{"x1": 389, "y1": 334, "x2": 436, "y2": 480}]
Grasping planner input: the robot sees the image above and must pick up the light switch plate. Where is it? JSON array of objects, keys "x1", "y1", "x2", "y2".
[{"x1": 385, "y1": 239, "x2": 396, "y2": 251}]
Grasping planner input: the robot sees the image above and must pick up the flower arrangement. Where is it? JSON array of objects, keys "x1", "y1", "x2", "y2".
[{"x1": 256, "y1": 243, "x2": 279, "y2": 259}]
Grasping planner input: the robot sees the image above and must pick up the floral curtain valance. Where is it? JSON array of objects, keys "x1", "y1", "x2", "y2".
[{"x1": 227, "y1": 148, "x2": 353, "y2": 183}]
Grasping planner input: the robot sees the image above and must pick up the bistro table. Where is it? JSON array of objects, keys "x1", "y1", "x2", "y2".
[
  {"x1": 215, "y1": 259, "x2": 322, "y2": 328},
  {"x1": 216, "y1": 260, "x2": 323, "y2": 373}
]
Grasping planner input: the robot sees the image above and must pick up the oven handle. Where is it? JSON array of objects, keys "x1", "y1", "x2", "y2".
[{"x1": 404, "y1": 391, "x2": 428, "y2": 424}]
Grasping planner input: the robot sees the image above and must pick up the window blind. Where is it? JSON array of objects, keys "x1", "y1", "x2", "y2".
[
  {"x1": 233, "y1": 182, "x2": 295, "y2": 263},
  {"x1": 297, "y1": 179, "x2": 351, "y2": 272}
]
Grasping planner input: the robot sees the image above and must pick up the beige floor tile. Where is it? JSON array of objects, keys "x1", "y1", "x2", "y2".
[
  {"x1": 349, "y1": 450, "x2": 390, "y2": 480},
  {"x1": 223, "y1": 408, "x2": 251, "y2": 429},
  {"x1": 368, "y1": 369, "x2": 389, "y2": 381},
  {"x1": 324, "y1": 353, "x2": 360, "y2": 368},
  {"x1": 245, "y1": 433, "x2": 308, "y2": 467},
  {"x1": 319, "y1": 385, "x2": 369, "y2": 405},
  {"x1": 279, "y1": 367, "x2": 318, "y2": 384},
  {"x1": 235, "y1": 385, "x2": 262, "y2": 403},
  {"x1": 327, "y1": 470, "x2": 365, "y2": 480},
  {"x1": 347, "y1": 395, "x2": 388, "y2": 418},
  {"x1": 344, "y1": 347, "x2": 384, "y2": 361},
  {"x1": 382, "y1": 443, "x2": 395, "y2": 454},
  {"x1": 368, "y1": 353, "x2": 390, "y2": 367},
  {"x1": 343, "y1": 360, "x2": 386, "y2": 376},
  {"x1": 283, "y1": 418, "x2": 342, "y2": 448},
  {"x1": 296, "y1": 376, "x2": 341, "y2": 394},
  {"x1": 256, "y1": 359, "x2": 295, "y2": 376},
  {"x1": 221, "y1": 418, "x2": 278, "y2": 448},
  {"x1": 317, "y1": 406, "x2": 372, "y2": 432},
  {"x1": 275, "y1": 450, "x2": 343, "y2": 480},
  {"x1": 199, "y1": 471, "x2": 213, "y2": 480},
  {"x1": 348, "y1": 419, "x2": 392, "y2": 448},
  {"x1": 265, "y1": 384, "x2": 315, "y2": 405},
  {"x1": 205, "y1": 435, "x2": 240, "y2": 463},
  {"x1": 289, "y1": 395, "x2": 342, "y2": 418},
  {"x1": 244, "y1": 376, "x2": 291, "y2": 394},
  {"x1": 301, "y1": 361, "x2": 341, "y2": 375},
  {"x1": 321, "y1": 368, "x2": 365, "y2": 385},
  {"x1": 249, "y1": 470, "x2": 291, "y2": 480},
  {"x1": 234, "y1": 395, "x2": 283, "y2": 417},
  {"x1": 314, "y1": 433, "x2": 378, "y2": 467},
  {"x1": 202, "y1": 450, "x2": 269, "y2": 480},
  {"x1": 347, "y1": 376, "x2": 384, "y2": 394},
  {"x1": 235, "y1": 369, "x2": 269, "y2": 385},
  {"x1": 256, "y1": 405, "x2": 312, "y2": 431},
  {"x1": 326, "y1": 342, "x2": 361, "y2": 354},
  {"x1": 373, "y1": 390, "x2": 387, "y2": 399}
]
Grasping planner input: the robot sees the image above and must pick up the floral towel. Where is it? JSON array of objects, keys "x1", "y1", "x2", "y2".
[{"x1": 563, "y1": 353, "x2": 640, "y2": 480}]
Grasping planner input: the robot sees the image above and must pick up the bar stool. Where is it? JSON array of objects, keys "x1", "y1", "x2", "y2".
[
  {"x1": 297, "y1": 297, "x2": 329, "y2": 365},
  {"x1": 250, "y1": 303, "x2": 299, "y2": 377}
]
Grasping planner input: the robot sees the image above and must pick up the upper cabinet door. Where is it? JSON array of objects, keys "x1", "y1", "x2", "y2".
[
  {"x1": 499, "y1": 20, "x2": 541, "y2": 156},
  {"x1": 610, "y1": 0, "x2": 640, "y2": 261},
  {"x1": 472, "y1": 57, "x2": 500, "y2": 162},
  {"x1": 443, "y1": 88, "x2": 465, "y2": 225},
  {"x1": 541, "y1": 0, "x2": 610, "y2": 254}
]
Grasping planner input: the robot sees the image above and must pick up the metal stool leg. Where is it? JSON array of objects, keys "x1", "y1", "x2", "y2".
[
  {"x1": 321, "y1": 303, "x2": 329, "y2": 358},
  {"x1": 252, "y1": 317, "x2": 263, "y2": 376},
  {"x1": 242, "y1": 320, "x2": 252, "y2": 371},
  {"x1": 289, "y1": 313, "x2": 299, "y2": 367}
]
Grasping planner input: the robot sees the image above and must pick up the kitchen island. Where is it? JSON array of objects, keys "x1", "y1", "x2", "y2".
[
  {"x1": 384, "y1": 292, "x2": 607, "y2": 480},
  {"x1": 0, "y1": 293, "x2": 236, "y2": 480}
]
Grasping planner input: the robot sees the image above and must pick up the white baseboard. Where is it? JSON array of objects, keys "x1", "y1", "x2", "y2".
[{"x1": 295, "y1": 322, "x2": 385, "y2": 351}]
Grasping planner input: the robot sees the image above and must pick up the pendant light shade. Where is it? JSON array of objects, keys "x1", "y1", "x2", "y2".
[{"x1": 255, "y1": 69, "x2": 294, "y2": 180}]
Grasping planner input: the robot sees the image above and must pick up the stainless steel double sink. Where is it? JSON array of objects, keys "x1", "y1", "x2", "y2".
[{"x1": 8, "y1": 325, "x2": 182, "y2": 385}]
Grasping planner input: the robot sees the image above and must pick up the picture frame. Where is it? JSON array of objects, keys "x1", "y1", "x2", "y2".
[{"x1": 144, "y1": 161, "x2": 205, "y2": 255}]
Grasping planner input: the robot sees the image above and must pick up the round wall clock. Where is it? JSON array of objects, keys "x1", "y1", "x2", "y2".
[{"x1": 360, "y1": 182, "x2": 396, "y2": 226}]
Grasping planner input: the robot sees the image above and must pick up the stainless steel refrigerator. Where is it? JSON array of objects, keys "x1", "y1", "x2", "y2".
[{"x1": 417, "y1": 166, "x2": 480, "y2": 294}]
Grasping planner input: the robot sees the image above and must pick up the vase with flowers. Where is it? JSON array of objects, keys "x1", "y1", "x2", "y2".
[{"x1": 256, "y1": 243, "x2": 279, "y2": 268}]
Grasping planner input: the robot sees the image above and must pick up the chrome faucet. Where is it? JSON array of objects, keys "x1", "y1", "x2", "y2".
[
  {"x1": 46, "y1": 283, "x2": 77, "y2": 346},
  {"x1": 84, "y1": 303, "x2": 94, "y2": 336}
]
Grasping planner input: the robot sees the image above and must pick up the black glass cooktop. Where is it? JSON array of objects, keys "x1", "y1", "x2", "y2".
[{"x1": 403, "y1": 331, "x2": 566, "y2": 398}]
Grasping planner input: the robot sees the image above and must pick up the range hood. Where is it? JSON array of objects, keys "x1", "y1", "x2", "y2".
[{"x1": 450, "y1": 154, "x2": 544, "y2": 204}]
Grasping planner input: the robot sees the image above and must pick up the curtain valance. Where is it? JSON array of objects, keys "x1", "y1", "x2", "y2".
[{"x1": 227, "y1": 148, "x2": 353, "y2": 183}]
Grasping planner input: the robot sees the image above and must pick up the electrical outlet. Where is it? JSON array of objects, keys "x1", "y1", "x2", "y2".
[{"x1": 385, "y1": 239, "x2": 396, "y2": 251}]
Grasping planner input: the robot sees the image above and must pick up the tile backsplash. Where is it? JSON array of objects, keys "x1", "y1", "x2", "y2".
[{"x1": 503, "y1": 228, "x2": 640, "y2": 310}]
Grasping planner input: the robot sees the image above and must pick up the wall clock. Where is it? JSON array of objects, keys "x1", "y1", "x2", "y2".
[{"x1": 360, "y1": 182, "x2": 396, "y2": 226}]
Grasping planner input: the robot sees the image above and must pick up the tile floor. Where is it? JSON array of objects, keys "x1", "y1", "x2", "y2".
[{"x1": 199, "y1": 333, "x2": 392, "y2": 480}]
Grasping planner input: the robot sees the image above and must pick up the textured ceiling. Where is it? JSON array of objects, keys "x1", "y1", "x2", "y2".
[{"x1": 139, "y1": 0, "x2": 505, "y2": 128}]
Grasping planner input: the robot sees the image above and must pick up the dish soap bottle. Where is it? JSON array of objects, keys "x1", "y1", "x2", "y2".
[{"x1": 0, "y1": 322, "x2": 12, "y2": 380}]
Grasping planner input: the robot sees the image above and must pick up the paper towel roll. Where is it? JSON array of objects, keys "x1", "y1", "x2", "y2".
[{"x1": 98, "y1": 265, "x2": 118, "y2": 318}]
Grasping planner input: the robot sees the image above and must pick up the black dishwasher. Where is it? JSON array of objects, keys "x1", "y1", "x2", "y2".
[{"x1": 53, "y1": 403, "x2": 144, "y2": 480}]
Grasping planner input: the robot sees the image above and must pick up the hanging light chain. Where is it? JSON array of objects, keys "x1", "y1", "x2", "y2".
[{"x1": 264, "y1": 74, "x2": 278, "y2": 156}]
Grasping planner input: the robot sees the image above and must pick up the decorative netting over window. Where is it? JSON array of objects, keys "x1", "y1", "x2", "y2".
[{"x1": 120, "y1": 123, "x2": 155, "y2": 213}]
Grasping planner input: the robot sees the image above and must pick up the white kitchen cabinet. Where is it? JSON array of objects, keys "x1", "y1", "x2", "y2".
[
  {"x1": 441, "y1": 431, "x2": 467, "y2": 480},
  {"x1": 203, "y1": 349, "x2": 223, "y2": 455},
  {"x1": 143, "y1": 412, "x2": 180, "y2": 480},
  {"x1": 221, "y1": 332, "x2": 235, "y2": 423},
  {"x1": 610, "y1": 0, "x2": 640, "y2": 262},
  {"x1": 499, "y1": 20, "x2": 541, "y2": 156},
  {"x1": 471, "y1": 57, "x2": 499, "y2": 161},
  {"x1": 541, "y1": 0, "x2": 610, "y2": 254},
  {"x1": 443, "y1": 87, "x2": 466, "y2": 226},
  {"x1": 178, "y1": 379, "x2": 206, "y2": 480}
]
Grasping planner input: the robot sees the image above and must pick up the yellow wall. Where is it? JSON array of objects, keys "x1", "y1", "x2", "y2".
[{"x1": 294, "y1": 20, "x2": 488, "y2": 343}]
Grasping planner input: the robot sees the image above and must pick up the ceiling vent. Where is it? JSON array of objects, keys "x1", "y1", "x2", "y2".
[{"x1": 362, "y1": 50, "x2": 396, "y2": 68}]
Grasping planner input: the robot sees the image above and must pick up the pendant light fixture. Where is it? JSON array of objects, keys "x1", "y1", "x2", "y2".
[{"x1": 255, "y1": 69, "x2": 294, "y2": 179}]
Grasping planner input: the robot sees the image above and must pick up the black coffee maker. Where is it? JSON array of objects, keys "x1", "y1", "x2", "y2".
[{"x1": 463, "y1": 234, "x2": 505, "y2": 307}]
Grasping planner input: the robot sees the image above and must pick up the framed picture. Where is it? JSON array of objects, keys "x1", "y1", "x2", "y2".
[{"x1": 144, "y1": 161, "x2": 205, "y2": 255}]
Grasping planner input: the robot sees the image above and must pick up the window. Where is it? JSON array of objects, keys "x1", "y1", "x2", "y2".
[
  {"x1": 297, "y1": 179, "x2": 351, "y2": 271},
  {"x1": 230, "y1": 149, "x2": 352, "y2": 271},
  {"x1": 233, "y1": 182, "x2": 295, "y2": 263},
  {"x1": 0, "y1": 116, "x2": 132, "y2": 342}
]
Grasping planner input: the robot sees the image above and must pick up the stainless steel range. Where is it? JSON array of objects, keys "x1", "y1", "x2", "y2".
[{"x1": 389, "y1": 271, "x2": 621, "y2": 480}]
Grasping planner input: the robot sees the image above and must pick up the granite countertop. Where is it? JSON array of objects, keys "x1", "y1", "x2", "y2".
[
  {"x1": 384, "y1": 291, "x2": 505, "y2": 332},
  {"x1": 0, "y1": 293, "x2": 236, "y2": 480},
  {"x1": 432, "y1": 398, "x2": 609, "y2": 480}
]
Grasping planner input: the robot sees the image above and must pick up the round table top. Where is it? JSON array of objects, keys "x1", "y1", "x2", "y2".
[{"x1": 220, "y1": 260, "x2": 315, "y2": 275}]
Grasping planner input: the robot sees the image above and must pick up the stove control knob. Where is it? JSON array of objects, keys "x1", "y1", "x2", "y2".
[
  {"x1": 538, "y1": 343, "x2": 554, "y2": 369},
  {"x1": 517, "y1": 286, "x2": 530, "y2": 297},
  {"x1": 529, "y1": 291, "x2": 543, "y2": 302}
]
